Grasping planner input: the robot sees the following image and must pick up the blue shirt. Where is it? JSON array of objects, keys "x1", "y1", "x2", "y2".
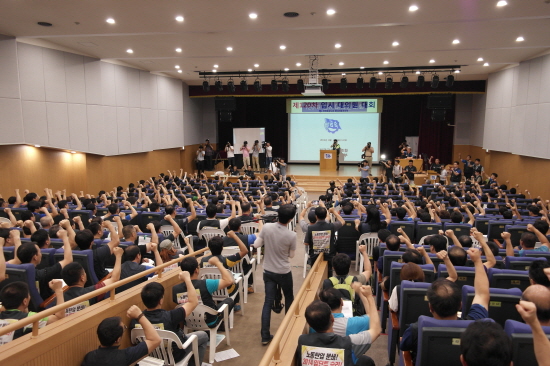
[{"x1": 519, "y1": 245, "x2": 549, "y2": 256}]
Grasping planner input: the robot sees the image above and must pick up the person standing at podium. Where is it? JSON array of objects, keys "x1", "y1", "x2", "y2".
[{"x1": 331, "y1": 139, "x2": 341, "y2": 170}]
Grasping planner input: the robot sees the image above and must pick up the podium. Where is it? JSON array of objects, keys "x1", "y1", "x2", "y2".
[{"x1": 320, "y1": 150, "x2": 337, "y2": 171}]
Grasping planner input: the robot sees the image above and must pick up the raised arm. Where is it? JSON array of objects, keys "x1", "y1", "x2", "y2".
[
  {"x1": 501, "y1": 231, "x2": 515, "y2": 257},
  {"x1": 358, "y1": 245, "x2": 372, "y2": 282},
  {"x1": 473, "y1": 230, "x2": 496, "y2": 269},
  {"x1": 462, "y1": 205, "x2": 475, "y2": 225},
  {"x1": 179, "y1": 271, "x2": 199, "y2": 314},
  {"x1": 57, "y1": 229, "x2": 73, "y2": 268},
  {"x1": 72, "y1": 193, "x2": 82, "y2": 210},
  {"x1": 437, "y1": 250, "x2": 457, "y2": 281},
  {"x1": 329, "y1": 207, "x2": 345, "y2": 226},
  {"x1": 103, "y1": 220, "x2": 120, "y2": 252},
  {"x1": 103, "y1": 247, "x2": 124, "y2": 285},
  {"x1": 516, "y1": 300, "x2": 550, "y2": 366},
  {"x1": 60, "y1": 219, "x2": 77, "y2": 249},
  {"x1": 444, "y1": 229, "x2": 462, "y2": 247},
  {"x1": 46, "y1": 279, "x2": 66, "y2": 324},
  {"x1": 0, "y1": 238, "x2": 5, "y2": 282},
  {"x1": 3, "y1": 208, "x2": 17, "y2": 227},
  {"x1": 528, "y1": 224, "x2": 549, "y2": 247},
  {"x1": 467, "y1": 248, "x2": 490, "y2": 310},
  {"x1": 228, "y1": 230, "x2": 249, "y2": 259},
  {"x1": 208, "y1": 256, "x2": 234, "y2": 290},
  {"x1": 163, "y1": 215, "x2": 182, "y2": 238},
  {"x1": 127, "y1": 305, "x2": 161, "y2": 353}
]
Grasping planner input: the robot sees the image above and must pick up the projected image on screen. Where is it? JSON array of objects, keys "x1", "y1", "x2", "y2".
[{"x1": 289, "y1": 113, "x2": 380, "y2": 163}]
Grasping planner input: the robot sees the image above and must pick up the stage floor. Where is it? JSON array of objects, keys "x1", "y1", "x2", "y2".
[{"x1": 287, "y1": 163, "x2": 383, "y2": 177}]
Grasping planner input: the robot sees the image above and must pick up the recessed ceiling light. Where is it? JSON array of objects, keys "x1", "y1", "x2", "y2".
[
  {"x1": 392, "y1": 41, "x2": 399, "y2": 46},
  {"x1": 175, "y1": 65, "x2": 180, "y2": 69},
  {"x1": 416, "y1": 71, "x2": 421, "y2": 74},
  {"x1": 383, "y1": 61, "x2": 389, "y2": 65},
  {"x1": 454, "y1": 70, "x2": 461, "y2": 73},
  {"x1": 214, "y1": 64, "x2": 219, "y2": 68},
  {"x1": 284, "y1": 68, "x2": 289, "y2": 71},
  {"x1": 335, "y1": 43, "x2": 341, "y2": 48},
  {"x1": 126, "y1": 49, "x2": 133, "y2": 54},
  {"x1": 175, "y1": 48, "x2": 182, "y2": 53},
  {"x1": 516, "y1": 36, "x2": 525, "y2": 42},
  {"x1": 254, "y1": 64, "x2": 259, "y2": 67},
  {"x1": 452, "y1": 39, "x2": 460, "y2": 44},
  {"x1": 106, "y1": 18, "x2": 115, "y2": 24},
  {"x1": 484, "y1": 62, "x2": 489, "y2": 66},
  {"x1": 409, "y1": 5, "x2": 419, "y2": 12},
  {"x1": 249, "y1": 13, "x2": 258, "y2": 19},
  {"x1": 327, "y1": 9, "x2": 336, "y2": 15},
  {"x1": 360, "y1": 66, "x2": 365, "y2": 69},
  {"x1": 280, "y1": 45, "x2": 286, "y2": 50},
  {"x1": 226, "y1": 46, "x2": 233, "y2": 51},
  {"x1": 175, "y1": 15, "x2": 184, "y2": 22},
  {"x1": 342, "y1": 73, "x2": 346, "y2": 76},
  {"x1": 34, "y1": 145, "x2": 41, "y2": 148},
  {"x1": 339, "y1": 62, "x2": 344, "y2": 66},
  {"x1": 496, "y1": 1, "x2": 507, "y2": 7},
  {"x1": 177, "y1": 70, "x2": 182, "y2": 73},
  {"x1": 296, "y1": 63, "x2": 301, "y2": 66},
  {"x1": 378, "y1": 72, "x2": 383, "y2": 75},
  {"x1": 71, "y1": 151, "x2": 76, "y2": 154},
  {"x1": 248, "y1": 68, "x2": 253, "y2": 72},
  {"x1": 429, "y1": 59, "x2": 435, "y2": 63},
  {"x1": 477, "y1": 57, "x2": 484, "y2": 62},
  {"x1": 212, "y1": 69, "x2": 217, "y2": 72}
]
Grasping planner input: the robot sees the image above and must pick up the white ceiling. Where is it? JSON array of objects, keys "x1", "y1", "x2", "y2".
[{"x1": 1, "y1": 0, "x2": 549, "y2": 85}]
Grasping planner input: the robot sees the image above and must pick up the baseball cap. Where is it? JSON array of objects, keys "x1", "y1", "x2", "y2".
[{"x1": 160, "y1": 239, "x2": 173, "y2": 250}]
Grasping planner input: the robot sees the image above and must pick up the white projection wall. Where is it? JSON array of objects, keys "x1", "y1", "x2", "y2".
[{"x1": 289, "y1": 113, "x2": 380, "y2": 163}]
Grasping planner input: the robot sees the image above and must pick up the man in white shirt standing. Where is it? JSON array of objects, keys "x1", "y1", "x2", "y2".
[
  {"x1": 253, "y1": 204, "x2": 297, "y2": 345},
  {"x1": 225, "y1": 142, "x2": 235, "y2": 168},
  {"x1": 264, "y1": 142, "x2": 273, "y2": 173}
]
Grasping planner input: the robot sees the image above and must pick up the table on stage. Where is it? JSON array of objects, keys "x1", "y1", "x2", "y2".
[{"x1": 320, "y1": 150, "x2": 337, "y2": 171}]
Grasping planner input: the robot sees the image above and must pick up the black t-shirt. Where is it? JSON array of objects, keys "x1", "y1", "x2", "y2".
[
  {"x1": 81, "y1": 342, "x2": 148, "y2": 366},
  {"x1": 404, "y1": 165, "x2": 417, "y2": 180},
  {"x1": 93, "y1": 245, "x2": 112, "y2": 280},
  {"x1": 64, "y1": 282, "x2": 106, "y2": 306},
  {"x1": 430, "y1": 164, "x2": 443, "y2": 174},
  {"x1": 36, "y1": 262, "x2": 62, "y2": 300},
  {"x1": 305, "y1": 220, "x2": 342, "y2": 262}
]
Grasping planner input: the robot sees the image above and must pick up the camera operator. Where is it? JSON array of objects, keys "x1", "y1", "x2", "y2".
[
  {"x1": 225, "y1": 142, "x2": 235, "y2": 168},
  {"x1": 240, "y1": 141, "x2": 251, "y2": 169},
  {"x1": 362, "y1": 142, "x2": 374, "y2": 166},
  {"x1": 358, "y1": 160, "x2": 370, "y2": 179},
  {"x1": 252, "y1": 140, "x2": 261, "y2": 172},
  {"x1": 264, "y1": 142, "x2": 272, "y2": 173},
  {"x1": 196, "y1": 145, "x2": 205, "y2": 175}
]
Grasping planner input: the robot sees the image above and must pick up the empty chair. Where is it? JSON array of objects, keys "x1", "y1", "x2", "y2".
[
  {"x1": 437, "y1": 265, "x2": 476, "y2": 289},
  {"x1": 474, "y1": 217, "x2": 491, "y2": 235},
  {"x1": 131, "y1": 329, "x2": 199, "y2": 366},
  {"x1": 461, "y1": 286, "x2": 523, "y2": 327},
  {"x1": 415, "y1": 223, "x2": 442, "y2": 243},
  {"x1": 382, "y1": 251, "x2": 404, "y2": 277},
  {"x1": 389, "y1": 222, "x2": 415, "y2": 242},
  {"x1": 505, "y1": 256, "x2": 548, "y2": 271},
  {"x1": 140, "y1": 212, "x2": 163, "y2": 231},
  {"x1": 488, "y1": 268, "x2": 531, "y2": 292},
  {"x1": 487, "y1": 220, "x2": 515, "y2": 241},
  {"x1": 197, "y1": 228, "x2": 226, "y2": 247},
  {"x1": 443, "y1": 223, "x2": 472, "y2": 238},
  {"x1": 504, "y1": 319, "x2": 550, "y2": 366},
  {"x1": 356, "y1": 233, "x2": 379, "y2": 271}
]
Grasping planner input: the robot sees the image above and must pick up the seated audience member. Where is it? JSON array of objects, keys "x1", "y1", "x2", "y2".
[
  {"x1": 521, "y1": 284, "x2": 550, "y2": 326},
  {"x1": 61, "y1": 247, "x2": 123, "y2": 311},
  {"x1": 400, "y1": 248, "x2": 489, "y2": 364},
  {"x1": 173, "y1": 256, "x2": 235, "y2": 328},
  {"x1": 0, "y1": 280, "x2": 65, "y2": 342},
  {"x1": 298, "y1": 286, "x2": 380, "y2": 366},
  {"x1": 460, "y1": 321, "x2": 512, "y2": 366},
  {"x1": 132, "y1": 275, "x2": 207, "y2": 366},
  {"x1": 318, "y1": 287, "x2": 370, "y2": 337},
  {"x1": 197, "y1": 201, "x2": 236, "y2": 231},
  {"x1": 75, "y1": 219, "x2": 120, "y2": 279},
  {"x1": 370, "y1": 229, "x2": 391, "y2": 264},
  {"x1": 16, "y1": 229, "x2": 72, "y2": 299},
  {"x1": 117, "y1": 242, "x2": 162, "y2": 292},
  {"x1": 159, "y1": 238, "x2": 188, "y2": 262},
  {"x1": 376, "y1": 234, "x2": 401, "y2": 273},
  {"x1": 30, "y1": 229, "x2": 51, "y2": 249},
  {"x1": 503, "y1": 224, "x2": 550, "y2": 257},
  {"x1": 445, "y1": 230, "x2": 497, "y2": 269},
  {"x1": 159, "y1": 201, "x2": 197, "y2": 238},
  {"x1": 515, "y1": 299, "x2": 550, "y2": 366},
  {"x1": 81, "y1": 305, "x2": 161, "y2": 366},
  {"x1": 529, "y1": 260, "x2": 550, "y2": 287},
  {"x1": 388, "y1": 262, "x2": 426, "y2": 313}
]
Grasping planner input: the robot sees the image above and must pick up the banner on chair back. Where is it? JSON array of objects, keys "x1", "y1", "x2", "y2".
[
  {"x1": 301, "y1": 346, "x2": 345, "y2": 366},
  {"x1": 288, "y1": 99, "x2": 382, "y2": 114}
]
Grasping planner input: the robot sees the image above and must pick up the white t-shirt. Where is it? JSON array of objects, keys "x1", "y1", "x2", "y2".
[
  {"x1": 254, "y1": 222, "x2": 296, "y2": 274},
  {"x1": 266, "y1": 146, "x2": 273, "y2": 157},
  {"x1": 226, "y1": 146, "x2": 234, "y2": 158},
  {"x1": 197, "y1": 151, "x2": 205, "y2": 161}
]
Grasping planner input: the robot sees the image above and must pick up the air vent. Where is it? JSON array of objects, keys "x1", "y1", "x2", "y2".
[
  {"x1": 284, "y1": 12, "x2": 299, "y2": 17},
  {"x1": 37, "y1": 22, "x2": 53, "y2": 27}
]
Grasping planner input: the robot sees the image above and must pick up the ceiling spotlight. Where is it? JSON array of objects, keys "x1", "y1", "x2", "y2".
[
  {"x1": 175, "y1": 65, "x2": 180, "y2": 69},
  {"x1": 339, "y1": 62, "x2": 344, "y2": 66},
  {"x1": 296, "y1": 63, "x2": 301, "y2": 67},
  {"x1": 226, "y1": 47, "x2": 233, "y2": 51},
  {"x1": 282, "y1": 80, "x2": 289, "y2": 92},
  {"x1": 249, "y1": 13, "x2": 258, "y2": 19},
  {"x1": 227, "y1": 79, "x2": 235, "y2": 93},
  {"x1": 34, "y1": 145, "x2": 41, "y2": 147},
  {"x1": 378, "y1": 72, "x2": 383, "y2": 75},
  {"x1": 106, "y1": 18, "x2": 115, "y2": 24},
  {"x1": 429, "y1": 59, "x2": 435, "y2": 63},
  {"x1": 415, "y1": 71, "x2": 421, "y2": 74},
  {"x1": 297, "y1": 78, "x2": 305, "y2": 92},
  {"x1": 175, "y1": 48, "x2": 182, "y2": 52},
  {"x1": 214, "y1": 64, "x2": 219, "y2": 68},
  {"x1": 356, "y1": 77, "x2": 364, "y2": 89},
  {"x1": 215, "y1": 80, "x2": 223, "y2": 91},
  {"x1": 322, "y1": 78, "x2": 329, "y2": 91},
  {"x1": 284, "y1": 68, "x2": 289, "y2": 71},
  {"x1": 496, "y1": 0, "x2": 507, "y2": 7},
  {"x1": 248, "y1": 69, "x2": 252, "y2": 72},
  {"x1": 416, "y1": 74, "x2": 425, "y2": 87},
  {"x1": 483, "y1": 62, "x2": 489, "y2": 66},
  {"x1": 254, "y1": 64, "x2": 259, "y2": 67},
  {"x1": 369, "y1": 76, "x2": 377, "y2": 89},
  {"x1": 340, "y1": 77, "x2": 347, "y2": 90},
  {"x1": 385, "y1": 75, "x2": 394, "y2": 89},
  {"x1": 177, "y1": 70, "x2": 182, "y2": 73},
  {"x1": 175, "y1": 15, "x2": 184, "y2": 22},
  {"x1": 454, "y1": 70, "x2": 461, "y2": 73},
  {"x1": 516, "y1": 36, "x2": 525, "y2": 42},
  {"x1": 400, "y1": 75, "x2": 409, "y2": 88},
  {"x1": 126, "y1": 49, "x2": 133, "y2": 54},
  {"x1": 446, "y1": 74, "x2": 455, "y2": 87},
  {"x1": 452, "y1": 39, "x2": 460, "y2": 44},
  {"x1": 392, "y1": 41, "x2": 399, "y2": 46},
  {"x1": 335, "y1": 43, "x2": 341, "y2": 48},
  {"x1": 271, "y1": 79, "x2": 278, "y2": 91},
  {"x1": 477, "y1": 57, "x2": 484, "y2": 62},
  {"x1": 360, "y1": 66, "x2": 365, "y2": 69},
  {"x1": 212, "y1": 69, "x2": 217, "y2": 73},
  {"x1": 327, "y1": 9, "x2": 336, "y2": 15},
  {"x1": 202, "y1": 80, "x2": 210, "y2": 92},
  {"x1": 409, "y1": 5, "x2": 419, "y2": 11},
  {"x1": 280, "y1": 45, "x2": 286, "y2": 50},
  {"x1": 383, "y1": 60, "x2": 389, "y2": 65},
  {"x1": 240, "y1": 79, "x2": 248, "y2": 91},
  {"x1": 431, "y1": 74, "x2": 440, "y2": 88},
  {"x1": 254, "y1": 79, "x2": 262, "y2": 92}
]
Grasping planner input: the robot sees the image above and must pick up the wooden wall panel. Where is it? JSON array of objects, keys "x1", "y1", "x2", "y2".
[{"x1": 453, "y1": 145, "x2": 550, "y2": 198}]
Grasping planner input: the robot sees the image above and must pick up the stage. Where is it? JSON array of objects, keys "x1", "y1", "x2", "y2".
[{"x1": 286, "y1": 163, "x2": 384, "y2": 177}]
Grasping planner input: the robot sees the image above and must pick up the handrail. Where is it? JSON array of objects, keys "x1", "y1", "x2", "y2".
[
  {"x1": 258, "y1": 252, "x2": 325, "y2": 366},
  {"x1": 0, "y1": 247, "x2": 208, "y2": 338}
]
